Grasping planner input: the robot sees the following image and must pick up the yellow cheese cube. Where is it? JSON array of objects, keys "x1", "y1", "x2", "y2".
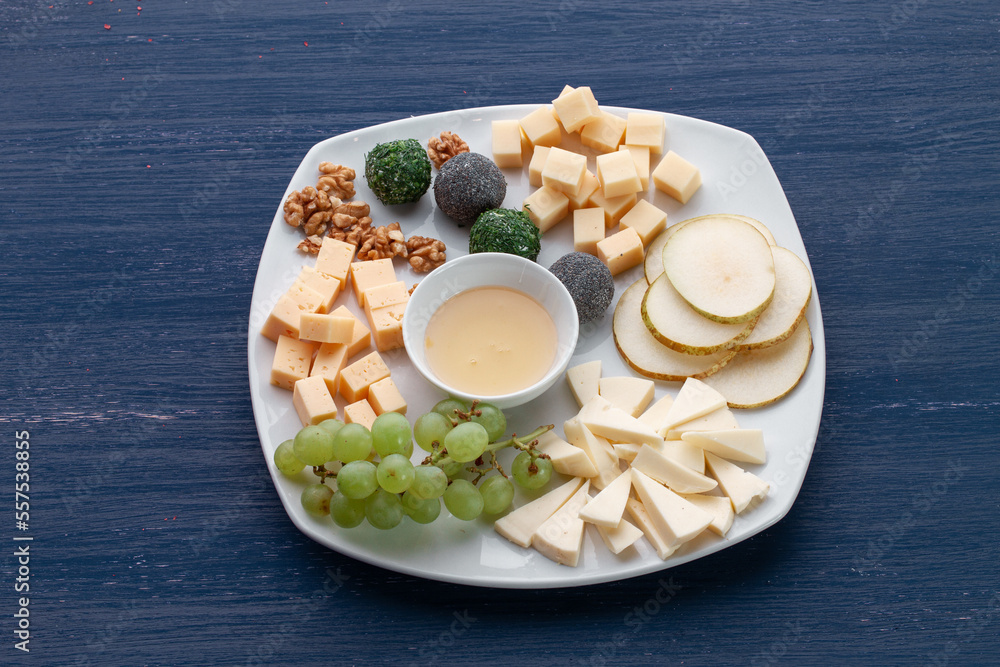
[
  {"x1": 619, "y1": 199, "x2": 668, "y2": 246},
  {"x1": 588, "y1": 189, "x2": 637, "y2": 228},
  {"x1": 309, "y1": 342, "x2": 349, "y2": 394},
  {"x1": 338, "y1": 351, "x2": 390, "y2": 403},
  {"x1": 261, "y1": 282, "x2": 324, "y2": 342},
  {"x1": 619, "y1": 145, "x2": 650, "y2": 190},
  {"x1": 296, "y1": 266, "x2": 341, "y2": 313},
  {"x1": 369, "y1": 302, "x2": 406, "y2": 352},
  {"x1": 573, "y1": 208, "x2": 606, "y2": 256},
  {"x1": 368, "y1": 377, "x2": 407, "y2": 415},
  {"x1": 299, "y1": 312, "x2": 355, "y2": 344},
  {"x1": 551, "y1": 85, "x2": 575, "y2": 125},
  {"x1": 541, "y1": 147, "x2": 588, "y2": 196},
  {"x1": 596, "y1": 151, "x2": 642, "y2": 199},
  {"x1": 343, "y1": 398, "x2": 378, "y2": 429},
  {"x1": 292, "y1": 375, "x2": 338, "y2": 426},
  {"x1": 597, "y1": 227, "x2": 645, "y2": 276},
  {"x1": 329, "y1": 305, "x2": 371, "y2": 357},
  {"x1": 491, "y1": 119, "x2": 524, "y2": 168},
  {"x1": 519, "y1": 106, "x2": 562, "y2": 148},
  {"x1": 580, "y1": 112, "x2": 627, "y2": 153},
  {"x1": 270, "y1": 335, "x2": 317, "y2": 390},
  {"x1": 350, "y1": 259, "x2": 396, "y2": 307},
  {"x1": 652, "y1": 151, "x2": 702, "y2": 204},
  {"x1": 315, "y1": 238, "x2": 356, "y2": 288},
  {"x1": 362, "y1": 281, "x2": 408, "y2": 321},
  {"x1": 523, "y1": 185, "x2": 569, "y2": 232},
  {"x1": 625, "y1": 113, "x2": 666, "y2": 152},
  {"x1": 527, "y1": 146, "x2": 551, "y2": 188},
  {"x1": 551, "y1": 86, "x2": 601, "y2": 133},
  {"x1": 565, "y1": 170, "x2": 600, "y2": 211}
]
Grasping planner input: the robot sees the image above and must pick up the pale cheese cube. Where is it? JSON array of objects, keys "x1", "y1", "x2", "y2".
[
  {"x1": 534, "y1": 430, "x2": 598, "y2": 479},
  {"x1": 270, "y1": 335, "x2": 317, "y2": 390},
  {"x1": 296, "y1": 266, "x2": 342, "y2": 313},
  {"x1": 565, "y1": 170, "x2": 601, "y2": 211},
  {"x1": 363, "y1": 280, "x2": 408, "y2": 318},
  {"x1": 580, "y1": 112, "x2": 627, "y2": 153},
  {"x1": 329, "y1": 305, "x2": 371, "y2": 358},
  {"x1": 598, "y1": 376, "x2": 655, "y2": 417},
  {"x1": 578, "y1": 468, "x2": 632, "y2": 528},
  {"x1": 523, "y1": 185, "x2": 569, "y2": 232},
  {"x1": 299, "y1": 312, "x2": 355, "y2": 344},
  {"x1": 587, "y1": 189, "x2": 636, "y2": 228},
  {"x1": 596, "y1": 227, "x2": 644, "y2": 276},
  {"x1": 527, "y1": 146, "x2": 551, "y2": 188},
  {"x1": 532, "y1": 480, "x2": 591, "y2": 567},
  {"x1": 596, "y1": 151, "x2": 642, "y2": 199},
  {"x1": 519, "y1": 106, "x2": 562, "y2": 147},
  {"x1": 315, "y1": 238, "x2": 356, "y2": 288},
  {"x1": 541, "y1": 147, "x2": 588, "y2": 196},
  {"x1": 596, "y1": 516, "x2": 644, "y2": 555},
  {"x1": 619, "y1": 145, "x2": 650, "y2": 190},
  {"x1": 343, "y1": 398, "x2": 378, "y2": 429},
  {"x1": 631, "y1": 443, "x2": 718, "y2": 494},
  {"x1": 491, "y1": 119, "x2": 523, "y2": 168},
  {"x1": 680, "y1": 493, "x2": 735, "y2": 536},
  {"x1": 652, "y1": 150, "x2": 702, "y2": 204},
  {"x1": 494, "y1": 477, "x2": 585, "y2": 548},
  {"x1": 292, "y1": 375, "x2": 338, "y2": 426},
  {"x1": 367, "y1": 377, "x2": 407, "y2": 415},
  {"x1": 566, "y1": 359, "x2": 601, "y2": 407},
  {"x1": 660, "y1": 378, "x2": 728, "y2": 433},
  {"x1": 261, "y1": 293, "x2": 308, "y2": 342},
  {"x1": 704, "y1": 452, "x2": 769, "y2": 513},
  {"x1": 572, "y1": 208, "x2": 605, "y2": 256},
  {"x1": 368, "y1": 302, "x2": 406, "y2": 352},
  {"x1": 350, "y1": 259, "x2": 396, "y2": 307},
  {"x1": 338, "y1": 350, "x2": 390, "y2": 403},
  {"x1": 681, "y1": 429, "x2": 766, "y2": 465},
  {"x1": 550, "y1": 84, "x2": 575, "y2": 125},
  {"x1": 619, "y1": 200, "x2": 667, "y2": 247},
  {"x1": 630, "y1": 469, "x2": 713, "y2": 549},
  {"x1": 309, "y1": 342, "x2": 350, "y2": 395},
  {"x1": 551, "y1": 86, "x2": 601, "y2": 133},
  {"x1": 625, "y1": 112, "x2": 665, "y2": 152}
]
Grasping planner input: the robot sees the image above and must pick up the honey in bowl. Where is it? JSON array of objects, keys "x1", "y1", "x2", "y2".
[{"x1": 423, "y1": 286, "x2": 558, "y2": 396}]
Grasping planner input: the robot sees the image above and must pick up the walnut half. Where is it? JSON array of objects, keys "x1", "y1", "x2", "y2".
[
  {"x1": 406, "y1": 236, "x2": 446, "y2": 273},
  {"x1": 426, "y1": 131, "x2": 469, "y2": 169}
]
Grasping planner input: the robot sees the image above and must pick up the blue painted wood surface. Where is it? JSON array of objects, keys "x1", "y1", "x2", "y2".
[{"x1": 1, "y1": 1, "x2": 997, "y2": 665}]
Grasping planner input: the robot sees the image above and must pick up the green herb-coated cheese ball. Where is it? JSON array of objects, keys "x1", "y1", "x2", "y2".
[
  {"x1": 548, "y1": 252, "x2": 615, "y2": 325},
  {"x1": 433, "y1": 152, "x2": 507, "y2": 226},
  {"x1": 468, "y1": 208, "x2": 542, "y2": 261},
  {"x1": 364, "y1": 139, "x2": 432, "y2": 205}
]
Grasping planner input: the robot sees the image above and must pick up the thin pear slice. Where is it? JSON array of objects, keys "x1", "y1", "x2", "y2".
[
  {"x1": 721, "y1": 214, "x2": 777, "y2": 246},
  {"x1": 702, "y1": 319, "x2": 813, "y2": 409},
  {"x1": 644, "y1": 219, "x2": 693, "y2": 284},
  {"x1": 662, "y1": 217, "x2": 775, "y2": 324},
  {"x1": 614, "y1": 280, "x2": 736, "y2": 382},
  {"x1": 740, "y1": 247, "x2": 812, "y2": 350},
  {"x1": 642, "y1": 273, "x2": 758, "y2": 355}
]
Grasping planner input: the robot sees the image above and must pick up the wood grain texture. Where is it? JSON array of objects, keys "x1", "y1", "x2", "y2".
[{"x1": 1, "y1": 1, "x2": 998, "y2": 665}]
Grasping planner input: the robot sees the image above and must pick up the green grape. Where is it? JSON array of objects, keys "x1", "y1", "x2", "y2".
[
  {"x1": 432, "y1": 397, "x2": 469, "y2": 423},
  {"x1": 438, "y1": 458, "x2": 466, "y2": 479},
  {"x1": 410, "y1": 465, "x2": 448, "y2": 500},
  {"x1": 336, "y1": 460, "x2": 378, "y2": 499},
  {"x1": 317, "y1": 418, "x2": 345, "y2": 438},
  {"x1": 414, "y1": 411, "x2": 453, "y2": 452},
  {"x1": 479, "y1": 475, "x2": 515, "y2": 514},
  {"x1": 401, "y1": 491, "x2": 441, "y2": 524},
  {"x1": 365, "y1": 489, "x2": 403, "y2": 529},
  {"x1": 469, "y1": 402, "x2": 507, "y2": 442},
  {"x1": 371, "y1": 412, "x2": 413, "y2": 457},
  {"x1": 300, "y1": 483, "x2": 334, "y2": 517},
  {"x1": 332, "y1": 423, "x2": 373, "y2": 463},
  {"x1": 443, "y1": 479, "x2": 484, "y2": 520},
  {"x1": 273, "y1": 439, "x2": 305, "y2": 476},
  {"x1": 511, "y1": 451, "x2": 553, "y2": 490},
  {"x1": 293, "y1": 426, "x2": 335, "y2": 467},
  {"x1": 376, "y1": 453, "x2": 415, "y2": 494},
  {"x1": 443, "y1": 422, "x2": 489, "y2": 463},
  {"x1": 329, "y1": 491, "x2": 366, "y2": 528}
]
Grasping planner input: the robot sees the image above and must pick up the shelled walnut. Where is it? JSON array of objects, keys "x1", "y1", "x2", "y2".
[
  {"x1": 317, "y1": 162, "x2": 356, "y2": 199},
  {"x1": 357, "y1": 222, "x2": 408, "y2": 261},
  {"x1": 426, "y1": 131, "x2": 469, "y2": 168},
  {"x1": 406, "y1": 236, "x2": 446, "y2": 273}
]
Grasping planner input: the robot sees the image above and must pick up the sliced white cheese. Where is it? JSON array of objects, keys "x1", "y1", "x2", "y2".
[
  {"x1": 660, "y1": 439, "x2": 706, "y2": 474},
  {"x1": 680, "y1": 493, "x2": 735, "y2": 536},
  {"x1": 598, "y1": 376, "x2": 655, "y2": 417},
  {"x1": 637, "y1": 394, "x2": 674, "y2": 431},
  {"x1": 566, "y1": 360, "x2": 601, "y2": 407},
  {"x1": 612, "y1": 442, "x2": 640, "y2": 463},
  {"x1": 631, "y1": 444, "x2": 717, "y2": 494},
  {"x1": 659, "y1": 377, "x2": 728, "y2": 433},
  {"x1": 625, "y1": 497, "x2": 677, "y2": 560},
  {"x1": 596, "y1": 517, "x2": 644, "y2": 555},
  {"x1": 580, "y1": 397, "x2": 663, "y2": 447},
  {"x1": 630, "y1": 469, "x2": 713, "y2": 549},
  {"x1": 534, "y1": 429, "x2": 599, "y2": 478},
  {"x1": 532, "y1": 480, "x2": 591, "y2": 567},
  {"x1": 681, "y1": 429, "x2": 766, "y2": 465},
  {"x1": 493, "y1": 477, "x2": 584, "y2": 548},
  {"x1": 563, "y1": 416, "x2": 621, "y2": 490},
  {"x1": 664, "y1": 406, "x2": 739, "y2": 439},
  {"x1": 579, "y1": 468, "x2": 633, "y2": 528},
  {"x1": 704, "y1": 452, "x2": 769, "y2": 513}
]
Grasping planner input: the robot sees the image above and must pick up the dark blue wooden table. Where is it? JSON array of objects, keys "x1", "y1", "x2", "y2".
[{"x1": 2, "y1": 1, "x2": 997, "y2": 665}]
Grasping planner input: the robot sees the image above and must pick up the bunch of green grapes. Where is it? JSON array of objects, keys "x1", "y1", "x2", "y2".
[{"x1": 273, "y1": 398, "x2": 555, "y2": 530}]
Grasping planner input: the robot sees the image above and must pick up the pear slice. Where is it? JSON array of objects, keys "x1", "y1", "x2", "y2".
[
  {"x1": 702, "y1": 319, "x2": 813, "y2": 408},
  {"x1": 613, "y1": 280, "x2": 736, "y2": 382},
  {"x1": 642, "y1": 273, "x2": 758, "y2": 355},
  {"x1": 740, "y1": 247, "x2": 812, "y2": 350},
  {"x1": 720, "y1": 214, "x2": 777, "y2": 246},
  {"x1": 662, "y1": 217, "x2": 775, "y2": 324}
]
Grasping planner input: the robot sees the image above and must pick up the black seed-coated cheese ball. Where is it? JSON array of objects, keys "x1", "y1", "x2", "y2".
[
  {"x1": 433, "y1": 152, "x2": 507, "y2": 226},
  {"x1": 548, "y1": 252, "x2": 615, "y2": 325}
]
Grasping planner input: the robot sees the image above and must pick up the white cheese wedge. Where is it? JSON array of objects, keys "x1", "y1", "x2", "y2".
[
  {"x1": 580, "y1": 397, "x2": 663, "y2": 447},
  {"x1": 612, "y1": 442, "x2": 640, "y2": 463},
  {"x1": 598, "y1": 376, "x2": 655, "y2": 417},
  {"x1": 630, "y1": 469, "x2": 713, "y2": 549},
  {"x1": 563, "y1": 416, "x2": 621, "y2": 490},
  {"x1": 638, "y1": 394, "x2": 674, "y2": 431},
  {"x1": 659, "y1": 377, "x2": 728, "y2": 433},
  {"x1": 532, "y1": 480, "x2": 591, "y2": 566},
  {"x1": 493, "y1": 477, "x2": 584, "y2": 548},
  {"x1": 664, "y1": 406, "x2": 739, "y2": 439},
  {"x1": 566, "y1": 360, "x2": 601, "y2": 407},
  {"x1": 680, "y1": 493, "x2": 735, "y2": 536},
  {"x1": 631, "y1": 444, "x2": 717, "y2": 494},
  {"x1": 579, "y1": 469, "x2": 633, "y2": 528},
  {"x1": 704, "y1": 452, "x2": 769, "y2": 513},
  {"x1": 660, "y1": 439, "x2": 706, "y2": 474},
  {"x1": 596, "y1": 517, "x2": 644, "y2": 554},
  {"x1": 681, "y1": 429, "x2": 766, "y2": 465},
  {"x1": 534, "y1": 430, "x2": 599, "y2": 478},
  {"x1": 625, "y1": 497, "x2": 677, "y2": 560}
]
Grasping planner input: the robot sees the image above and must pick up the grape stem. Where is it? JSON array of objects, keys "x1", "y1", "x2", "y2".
[{"x1": 423, "y1": 424, "x2": 554, "y2": 475}]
